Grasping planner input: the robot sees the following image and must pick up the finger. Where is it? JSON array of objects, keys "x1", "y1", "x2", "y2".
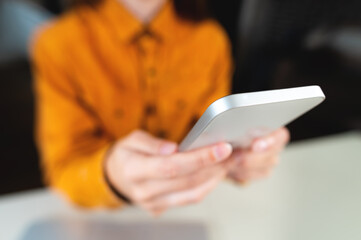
[
  {"x1": 136, "y1": 163, "x2": 227, "y2": 202},
  {"x1": 230, "y1": 167, "x2": 272, "y2": 183},
  {"x1": 143, "y1": 169, "x2": 226, "y2": 211},
  {"x1": 142, "y1": 142, "x2": 232, "y2": 180},
  {"x1": 229, "y1": 128, "x2": 288, "y2": 170},
  {"x1": 251, "y1": 127, "x2": 290, "y2": 153},
  {"x1": 122, "y1": 130, "x2": 177, "y2": 155},
  {"x1": 150, "y1": 208, "x2": 167, "y2": 217},
  {"x1": 228, "y1": 150, "x2": 279, "y2": 182},
  {"x1": 234, "y1": 150, "x2": 281, "y2": 170}
]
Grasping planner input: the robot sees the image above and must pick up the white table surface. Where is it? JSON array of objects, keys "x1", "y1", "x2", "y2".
[{"x1": 1, "y1": 132, "x2": 361, "y2": 240}]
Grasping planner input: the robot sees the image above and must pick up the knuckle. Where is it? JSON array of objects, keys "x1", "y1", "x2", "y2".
[
  {"x1": 195, "y1": 153, "x2": 208, "y2": 169},
  {"x1": 186, "y1": 175, "x2": 200, "y2": 188},
  {"x1": 130, "y1": 130, "x2": 146, "y2": 140},
  {"x1": 206, "y1": 148, "x2": 217, "y2": 163},
  {"x1": 159, "y1": 162, "x2": 178, "y2": 178},
  {"x1": 193, "y1": 149, "x2": 214, "y2": 169}
]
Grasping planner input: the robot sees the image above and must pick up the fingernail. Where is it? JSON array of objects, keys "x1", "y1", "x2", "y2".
[
  {"x1": 213, "y1": 143, "x2": 233, "y2": 162},
  {"x1": 253, "y1": 138, "x2": 272, "y2": 152},
  {"x1": 159, "y1": 143, "x2": 177, "y2": 155}
]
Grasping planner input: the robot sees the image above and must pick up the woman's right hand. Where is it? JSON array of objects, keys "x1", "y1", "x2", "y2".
[{"x1": 104, "y1": 130, "x2": 233, "y2": 215}]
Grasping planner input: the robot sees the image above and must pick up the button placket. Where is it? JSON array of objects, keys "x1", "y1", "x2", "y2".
[
  {"x1": 137, "y1": 30, "x2": 160, "y2": 134},
  {"x1": 138, "y1": 34, "x2": 157, "y2": 89}
]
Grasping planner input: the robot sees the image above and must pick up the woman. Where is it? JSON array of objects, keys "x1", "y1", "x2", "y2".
[{"x1": 31, "y1": 0, "x2": 289, "y2": 215}]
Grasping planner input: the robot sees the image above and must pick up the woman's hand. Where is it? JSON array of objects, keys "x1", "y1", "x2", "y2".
[
  {"x1": 105, "y1": 130, "x2": 233, "y2": 215},
  {"x1": 227, "y1": 127, "x2": 290, "y2": 183}
]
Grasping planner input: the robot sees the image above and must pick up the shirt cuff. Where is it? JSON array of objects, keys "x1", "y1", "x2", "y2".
[{"x1": 94, "y1": 143, "x2": 126, "y2": 208}]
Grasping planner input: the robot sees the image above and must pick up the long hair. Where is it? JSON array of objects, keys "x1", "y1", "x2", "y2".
[{"x1": 71, "y1": 0, "x2": 209, "y2": 21}]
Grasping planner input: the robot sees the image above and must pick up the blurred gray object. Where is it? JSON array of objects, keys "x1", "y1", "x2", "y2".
[
  {"x1": 20, "y1": 219, "x2": 208, "y2": 240},
  {"x1": 306, "y1": 27, "x2": 361, "y2": 65},
  {"x1": 0, "y1": 0, "x2": 52, "y2": 63}
]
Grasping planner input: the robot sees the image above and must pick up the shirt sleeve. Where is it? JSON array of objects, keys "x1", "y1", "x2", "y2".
[{"x1": 31, "y1": 31, "x2": 123, "y2": 208}]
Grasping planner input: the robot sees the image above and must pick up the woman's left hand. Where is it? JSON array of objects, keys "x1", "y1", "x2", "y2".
[{"x1": 227, "y1": 127, "x2": 290, "y2": 183}]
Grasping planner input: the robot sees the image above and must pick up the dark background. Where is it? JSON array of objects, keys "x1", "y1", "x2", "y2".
[{"x1": 1, "y1": 0, "x2": 361, "y2": 195}]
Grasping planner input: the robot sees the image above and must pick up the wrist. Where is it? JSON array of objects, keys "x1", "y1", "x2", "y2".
[{"x1": 103, "y1": 144, "x2": 132, "y2": 204}]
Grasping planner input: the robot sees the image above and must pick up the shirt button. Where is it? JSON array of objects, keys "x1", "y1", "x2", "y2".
[
  {"x1": 93, "y1": 127, "x2": 104, "y2": 138},
  {"x1": 145, "y1": 104, "x2": 156, "y2": 116},
  {"x1": 157, "y1": 130, "x2": 167, "y2": 138}
]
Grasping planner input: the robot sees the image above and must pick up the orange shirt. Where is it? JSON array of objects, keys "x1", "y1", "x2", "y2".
[{"x1": 31, "y1": 0, "x2": 232, "y2": 208}]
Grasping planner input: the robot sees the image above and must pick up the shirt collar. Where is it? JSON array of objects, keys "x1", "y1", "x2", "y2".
[{"x1": 99, "y1": 0, "x2": 190, "y2": 43}]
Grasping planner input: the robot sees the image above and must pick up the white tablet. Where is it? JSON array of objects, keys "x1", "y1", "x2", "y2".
[{"x1": 179, "y1": 86, "x2": 325, "y2": 151}]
